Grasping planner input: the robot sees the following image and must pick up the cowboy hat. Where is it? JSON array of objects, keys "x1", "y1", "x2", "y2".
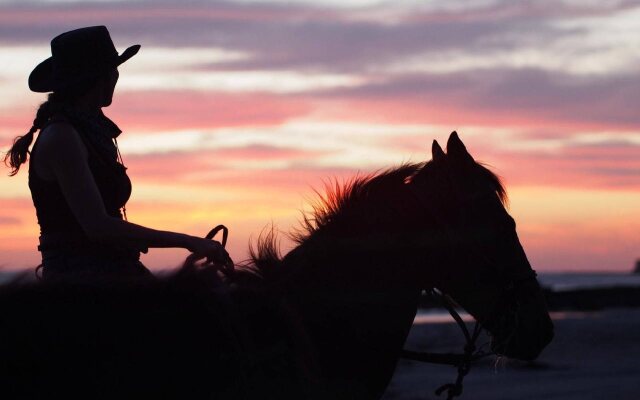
[{"x1": 28, "y1": 26, "x2": 140, "y2": 93}]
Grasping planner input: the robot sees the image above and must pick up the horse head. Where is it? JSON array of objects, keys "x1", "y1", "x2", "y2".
[{"x1": 409, "y1": 131, "x2": 553, "y2": 361}]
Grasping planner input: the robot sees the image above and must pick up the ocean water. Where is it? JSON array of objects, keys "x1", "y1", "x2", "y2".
[
  {"x1": 537, "y1": 272, "x2": 640, "y2": 291},
  {"x1": 0, "y1": 270, "x2": 35, "y2": 285}
]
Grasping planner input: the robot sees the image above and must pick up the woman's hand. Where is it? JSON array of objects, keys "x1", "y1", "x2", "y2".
[{"x1": 185, "y1": 236, "x2": 234, "y2": 273}]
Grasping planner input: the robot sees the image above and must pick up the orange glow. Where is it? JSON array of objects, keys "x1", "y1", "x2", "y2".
[{"x1": 1, "y1": 0, "x2": 639, "y2": 274}]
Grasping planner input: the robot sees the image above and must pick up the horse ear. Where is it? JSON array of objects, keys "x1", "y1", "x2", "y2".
[
  {"x1": 446, "y1": 131, "x2": 474, "y2": 162},
  {"x1": 432, "y1": 140, "x2": 445, "y2": 161}
]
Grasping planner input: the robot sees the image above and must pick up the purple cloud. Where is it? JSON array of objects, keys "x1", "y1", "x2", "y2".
[
  {"x1": 308, "y1": 68, "x2": 640, "y2": 130},
  {"x1": 2, "y1": 0, "x2": 637, "y2": 74}
]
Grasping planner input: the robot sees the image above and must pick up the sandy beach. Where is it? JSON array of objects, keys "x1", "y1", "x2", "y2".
[{"x1": 384, "y1": 308, "x2": 640, "y2": 400}]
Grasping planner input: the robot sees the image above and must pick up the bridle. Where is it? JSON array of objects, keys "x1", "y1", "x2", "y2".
[
  {"x1": 400, "y1": 289, "x2": 488, "y2": 400},
  {"x1": 199, "y1": 179, "x2": 540, "y2": 400},
  {"x1": 401, "y1": 179, "x2": 539, "y2": 399}
]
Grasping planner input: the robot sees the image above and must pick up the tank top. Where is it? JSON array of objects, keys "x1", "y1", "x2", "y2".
[{"x1": 28, "y1": 108, "x2": 131, "y2": 241}]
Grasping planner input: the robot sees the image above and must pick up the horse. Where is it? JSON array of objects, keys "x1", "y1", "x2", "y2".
[{"x1": 0, "y1": 132, "x2": 553, "y2": 399}]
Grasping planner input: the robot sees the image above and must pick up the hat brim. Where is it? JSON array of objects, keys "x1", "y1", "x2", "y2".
[{"x1": 28, "y1": 44, "x2": 141, "y2": 93}]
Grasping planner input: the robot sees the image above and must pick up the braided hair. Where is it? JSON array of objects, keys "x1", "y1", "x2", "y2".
[
  {"x1": 4, "y1": 76, "x2": 101, "y2": 176},
  {"x1": 4, "y1": 94, "x2": 59, "y2": 176}
]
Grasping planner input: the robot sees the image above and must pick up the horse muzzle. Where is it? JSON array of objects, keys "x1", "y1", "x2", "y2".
[{"x1": 489, "y1": 290, "x2": 554, "y2": 361}]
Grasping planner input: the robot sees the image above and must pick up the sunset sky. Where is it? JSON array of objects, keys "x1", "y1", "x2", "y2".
[{"x1": 1, "y1": 0, "x2": 639, "y2": 272}]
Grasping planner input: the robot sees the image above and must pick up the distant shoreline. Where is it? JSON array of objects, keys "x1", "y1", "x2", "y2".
[{"x1": 417, "y1": 285, "x2": 640, "y2": 312}]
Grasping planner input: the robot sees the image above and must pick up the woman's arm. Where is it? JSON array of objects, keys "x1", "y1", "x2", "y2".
[{"x1": 36, "y1": 122, "x2": 228, "y2": 263}]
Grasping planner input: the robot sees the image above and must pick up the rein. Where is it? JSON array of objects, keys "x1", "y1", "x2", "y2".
[
  {"x1": 400, "y1": 289, "x2": 491, "y2": 400},
  {"x1": 205, "y1": 224, "x2": 229, "y2": 247},
  {"x1": 399, "y1": 272, "x2": 539, "y2": 399},
  {"x1": 203, "y1": 224, "x2": 234, "y2": 273}
]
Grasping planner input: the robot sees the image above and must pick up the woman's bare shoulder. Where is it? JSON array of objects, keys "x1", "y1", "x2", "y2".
[{"x1": 37, "y1": 119, "x2": 87, "y2": 157}]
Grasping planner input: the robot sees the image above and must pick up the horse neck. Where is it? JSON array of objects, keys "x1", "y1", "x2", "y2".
[
  {"x1": 282, "y1": 220, "x2": 450, "y2": 302},
  {"x1": 280, "y1": 237, "x2": 429, "y2": 394}
]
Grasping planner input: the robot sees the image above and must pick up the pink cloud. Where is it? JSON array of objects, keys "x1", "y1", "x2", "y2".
[
  {"x1": 0, "y1": 91, "x2": 312, "y2": 143},
  {"x1": 110, "y1": 91, "x2": 313, "y2": 132},
  {"x1": 403, "y1": 0, "x2": 640, "y2": 24},
  {"x1": 0, "y1": 3, "x2": 338, "y2": 25},
  {"x1": 0, "y1": 198, "x2": 33, "y2": 217},
  {"x1": 486, "y1": 143, "x2": 640, "y2": 190},
  {"x1": 0, "y1": 216, "x2": 20, "y2": 226},
  {"x1": 124, "y1": 145, "x2": 337, "y2": 183},
  {"x1": 183, "y1": 166, "x2": 359, "y2": 190},
  {"x1": 128, "y1": 165, "x2": 358, "y2": 195},
  {"x1": 312, "y1": 70, "x2": 640, "y2": 133},
  {"x1": 0, "y1": 112, "x2": 36, "y2": 144},
  {"x1": 375, "y1": 131, "x2": 640, "y2": 190},
  {"x1": 519, "y1": 216, "x2": 640, "y2": 272}
]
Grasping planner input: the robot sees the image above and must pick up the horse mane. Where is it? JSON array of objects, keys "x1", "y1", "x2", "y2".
[
  {"x1": 243, "y1": 158, "x2": 508, "y2": 283},
  {"x1": 480, "y1": 163, "x2": 508, "y2": 206},
  {"x1": 293, "y1": 163, "x2": 423, "y2": 242},
  {"x1": 243, "y1": 164, "x2": 423, "y2": 280}
]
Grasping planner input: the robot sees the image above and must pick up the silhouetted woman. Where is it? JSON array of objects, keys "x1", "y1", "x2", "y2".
[{"x1": 4, "y1": 26, "x2": 230, "y2": 281}]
